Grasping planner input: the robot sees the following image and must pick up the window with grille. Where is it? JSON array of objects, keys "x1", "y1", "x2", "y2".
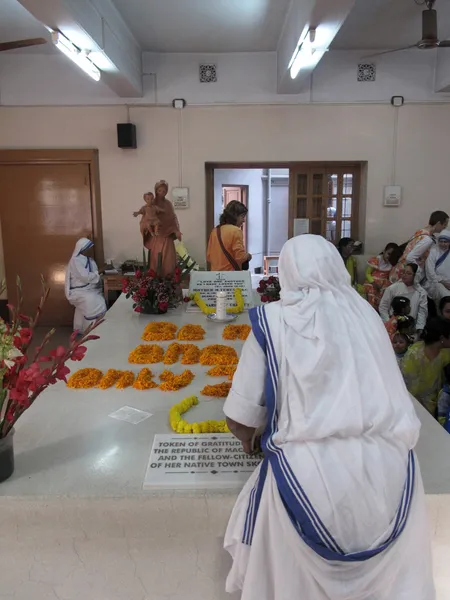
[{"x1": 289, "y1": 165, "x2": 360, "y2": 242}]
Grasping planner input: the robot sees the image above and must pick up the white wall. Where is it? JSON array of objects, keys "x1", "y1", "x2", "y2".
[
  {"x1": 213, "y1": 169, "x2": 264, "y2": 270},
  {"x1": 0, "y1": 103, "x2": 450, "y2": 282},
  {"x1": 1, "y1": 49, "x2": 450, "y2": 106}
]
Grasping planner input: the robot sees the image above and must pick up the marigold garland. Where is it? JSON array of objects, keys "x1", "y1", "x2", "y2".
[
  {"x1": 142, "y1": 322, "x2": 177, "y2": 342},
  {"x1": 133, "y1": 368, "x2": 158, "y2": 390},
  {"x1": 67, "y1": 368, "x2": 103, "y2": 389},
  {"x1": 97, "y1": 369, "x2": 122, "y2": 389},
  {"x1": 159, "y1": 369, "x2": 195, "y2": 392},
  {"x1": 222, "y1": 324, "x2": 251, "y2": 341},
  {"x1": 201, "y1": 382, "x2": 232, "y2": 397},
  {"x1": 200, "y1": 345, "x2": 239, "y2": 366},
  {"x1": 192, "y1": 288, "x2": 245, "y2": 315},
  {"x1": 177, "y1": 324, "x2": 205, "y2": 341},
  {"x1": 207, "y1": 365, "x2": 237, "y2": 378},
  {"x1": 169, "y1": 395, "x2": 230, "y2": 434},
  {"x1": 128, "y1": 344, "x2": 165, "y2": 364},
  {"x1": 116, "y1": 370, "x2": 135, "y2": 389}
]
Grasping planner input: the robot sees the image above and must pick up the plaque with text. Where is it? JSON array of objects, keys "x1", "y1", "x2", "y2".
[
  {"x1": 143, "y1": 434, "x2": 262, "y2": 490},
  {"x1": 187, "y1": 271, "x2": 253, "y2": 312}
]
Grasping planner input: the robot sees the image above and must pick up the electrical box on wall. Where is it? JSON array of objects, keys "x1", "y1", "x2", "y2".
[{"x1": 383, "y1": 185, "x2": 402, "y2": 207}]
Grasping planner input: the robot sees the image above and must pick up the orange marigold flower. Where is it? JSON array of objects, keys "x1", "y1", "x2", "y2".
[
  {"x1": 177, "y1": 325, "x2": 205, "y2": 341},
  {"x1": 67, "y1": 368, "x2": 103, "y2": 389},
  {"x1": 128, "y1": 345, "x2": 164, "y2": 364},
  {"x1": 142, "y1": 321, "x2": 178, "y2": 342},
  {"x1": 222, "y1": 324, "x2": 251, "y2": 341},
  {"x1": 116, "y1": 370, "x2": 135, "y2": 389},
  {"x1": 207, "y1": 365, "x2": 237, "y2": 378},
  {"x1": 201, "y1": 381, "x2": 232, "y2": 397},
  {"x1": 181, "y1": 344, "x2": 201, "y2": 365},
  {"x1": 97, "y1": 369, "x2": 122, "y2": 389},
  {"x1": 133, "y1": 368, "x2": 158, "y2": 390},
  {"x1": 159, "y1": 369, "x2": 195, "y2": 392},
  {"x1": 199, "y1": 345, "x2": 238, "y2": 366},
  {"x1": 164, "y1": 342, "x2": 182, "y2": 365}
]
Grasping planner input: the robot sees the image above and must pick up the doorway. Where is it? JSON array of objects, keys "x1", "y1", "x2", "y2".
[
  {"x1": 0, "y1": 150, "x2": 103, "y2": 326},
  {"x1": 222, "y1": 184, "x2": 249, "y2": 246}
]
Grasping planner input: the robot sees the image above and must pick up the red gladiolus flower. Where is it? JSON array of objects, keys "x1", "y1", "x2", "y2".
[
  {"x1": 71, "y1": 345, "x2": 87, "y2": 362},
  {"x1": 134, "y1": 306, "x2": 143, "y2": 313},
  {"x1": 159, "y1": 302, "x2": 169, "y2": 312},
  {"x1": 148, "y1": 270, "x2": 156, "y2": 278},
  {"x1": 50, "y1": 346, "x2": 66, "y2": 360},
  {"x1": 135, "y1": 270, "x2": 142, "y2": 278},
  {"x1": 139, "y1": 287, "x2": 147, "y2": 296},
  {"x1": 261, "y1": 295, "x2": 269, "y2": 303},
  {"x1": 55, "y1": 364, "x2": 70, "y2": 382},
  {"x1": 256, "y1": 287, "x2": 263, "y2": 294}
]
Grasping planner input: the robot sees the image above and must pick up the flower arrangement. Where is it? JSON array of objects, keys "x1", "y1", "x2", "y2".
[
  {"x1": 142, "y1": 322, "x2": 177, "y2": 341},
  {"x1": 207, "y1": 365, "x2": 237, "y2": 379},
  {"x1": 0, "y1": 278, "x2": 102, "y2": 439},
  {"x1": 177, "y1": 325, "x2": 205, "y2": 341},
  {"x1": 159, "y1": 369, "x2": 195, "y2": 392},
  {"x1": 163, "y1": 343, "x2": 200, "y2": 365},
  {"x1": 191, "y1": 288, "x2": 245, "y2": 315},
  {"x1": 128, "y1": 345, "x2": 165, "y2": 364},
  {"x1": 116, "y1": 371, "x2": 135, "y2": 389},
  {"x1": 133, "y1": 368, "x2": 158, "y2": 390},
  {"x1": 222, "y1": 324, "x2": 251, "y2": 341},
  {"x1": 169, "y1": 395, "x2": 230, "y2": 434},
  {"x1": 201, "y1": 382, "x2": 232, "y2": 397},
  {"x1": 200, "y1": 345, "x2": 239, "y2": 366},
  {"x1": 257, "y1": 276, "x2": 281, "y2": 303},
  {"x1": 67, "y1": 368, "x2": 103, "y2": 389},
  {"x1": 98, "y1": 369, "x2": 122, "y2": 389}
]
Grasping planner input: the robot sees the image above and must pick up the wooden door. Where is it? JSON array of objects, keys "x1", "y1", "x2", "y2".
[
  {"x1": 0, "y1": 163, "x2": 93, "y2": 326},
  {"x1": 289, "y1": 165, "x2": 360, "y2": 241}
]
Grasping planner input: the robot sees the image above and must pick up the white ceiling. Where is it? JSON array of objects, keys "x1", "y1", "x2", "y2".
[
  {"x1": 332, "y1": 0, "x2": 450, "y2": 50},
  {"x1": 111, "y1": 0, "x2": 291, "y2": 53},
  {"x1": 0, "y1": 0, "x2": 54, "y2": 53},
  {"x1": 2, "y1": 0, "x2": 450, "y2": 57}
]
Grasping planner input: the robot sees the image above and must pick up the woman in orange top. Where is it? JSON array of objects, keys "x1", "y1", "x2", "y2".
[{"x1": 207, "y1": 201, "x2": 252, "y2": 271}]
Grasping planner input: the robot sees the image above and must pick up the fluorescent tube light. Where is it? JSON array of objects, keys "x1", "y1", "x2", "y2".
[{"x1": 51, "y1": 31, "x2": 101, "y2": 82}]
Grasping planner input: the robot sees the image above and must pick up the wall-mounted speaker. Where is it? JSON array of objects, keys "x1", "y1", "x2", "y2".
[{"x1": 117, "y1": 123, "x2": 137, "y2": 149}]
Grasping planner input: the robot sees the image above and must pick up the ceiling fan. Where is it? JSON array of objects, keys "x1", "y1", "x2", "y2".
[
  {"x1": 367, "y1": 0, "x2": 450, "y2": 58},
  {"x1": 0, "y1": 38, "x2": 47, "y2": 53}
]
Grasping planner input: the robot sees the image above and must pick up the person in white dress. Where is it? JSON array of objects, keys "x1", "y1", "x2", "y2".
[
  {"x1": 223, "y1": 234, "x2": 434, "y2": 600},
  {"x1": 64, "y1": 238, "x2": 106, "y2": 332},
  {"x1": 425, "y1": 229, "x2": 450, "y2": 305},
  {"x1": 379, "y1": 263, "x2": 428, "y2": 333}
]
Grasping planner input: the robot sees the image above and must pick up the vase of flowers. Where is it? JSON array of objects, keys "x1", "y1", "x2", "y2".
[
  {"x1": 0, "y1": 278, "x2": 102, "y2": 482},
  {"x1": 257, "y1": 276, "x2": 281, "y2": 303},
  {"x1": 123, "y1": 250, "x2": 196, "y2": 315}
]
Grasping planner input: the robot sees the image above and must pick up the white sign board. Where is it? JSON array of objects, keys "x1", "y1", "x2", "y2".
[
  {"x1": 188, "y1": 271, "x2": 253, "y2": 311},
  {"x1": 144, "y1": 434, "x2": 262, "y2": 490},
  {"x1": 383, "y1": 185, "x2": 402, "y2": 207},
  {"x1": 172, "y1": 187, "x2": 190, "y2": 209},
  {"x1": 293, "y1": 218, "x2": 310, "y2": 236}
]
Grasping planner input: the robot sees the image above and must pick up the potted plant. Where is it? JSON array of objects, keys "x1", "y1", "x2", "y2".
[
  {"x1": 257, "y1": 276, "x2": 281, "y2": 303},
  {"x1": 123, "y1": 250, "x2": 196, "y2": 315},
  {"x1": 0, "y1": 278, "x2": 102, "y2": 483}
]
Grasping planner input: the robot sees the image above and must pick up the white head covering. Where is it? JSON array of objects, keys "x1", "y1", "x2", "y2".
[
  {"x1": 438, "y1": 229, "x2": 450, "y2": 241},
  {"x1": 64, "y1": 238, "x2": 94, "y2": 299},
  {"x1": 273, "y1": 234, "x2": 419, "y2": 444}
]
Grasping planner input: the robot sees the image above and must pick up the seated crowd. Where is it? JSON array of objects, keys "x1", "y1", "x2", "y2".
[{"x1": 339, "y1": 210, "x2": 450, "y2": 429}]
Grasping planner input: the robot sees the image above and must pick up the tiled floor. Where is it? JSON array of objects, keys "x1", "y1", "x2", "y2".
[{"x1": 1, "y1": 299, "x2": 449, "y2": 599}]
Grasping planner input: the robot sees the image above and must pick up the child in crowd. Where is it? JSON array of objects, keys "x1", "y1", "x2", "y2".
[
  {"x1": 384, "y1": 296, "x2": 411, "y2": 339},
  {"x1": 440, "y1": 296, "x2": 450, "y2": 321},
  {"x1": 392, "y1": 316, "x2": 415, "y2": 366}
]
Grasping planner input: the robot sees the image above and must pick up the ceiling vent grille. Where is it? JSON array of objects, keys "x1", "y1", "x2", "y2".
[
  {"x1": 199, "y1": 64, "x2": 217, "y2": 83},
  {"x1": 357, "y1": 63, "x2": 376, "y2": 82}
]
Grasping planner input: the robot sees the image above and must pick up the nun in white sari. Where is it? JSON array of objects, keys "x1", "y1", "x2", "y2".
[
  {"x1": 425, "y1": 229, "x2": 450, "y2": 304},
  {"x1": 224, "y1": 235, "x2": 434, "y2": 600},
  {"x1": 65, "y1": 238, "x2": 106, "y2": 332}
]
